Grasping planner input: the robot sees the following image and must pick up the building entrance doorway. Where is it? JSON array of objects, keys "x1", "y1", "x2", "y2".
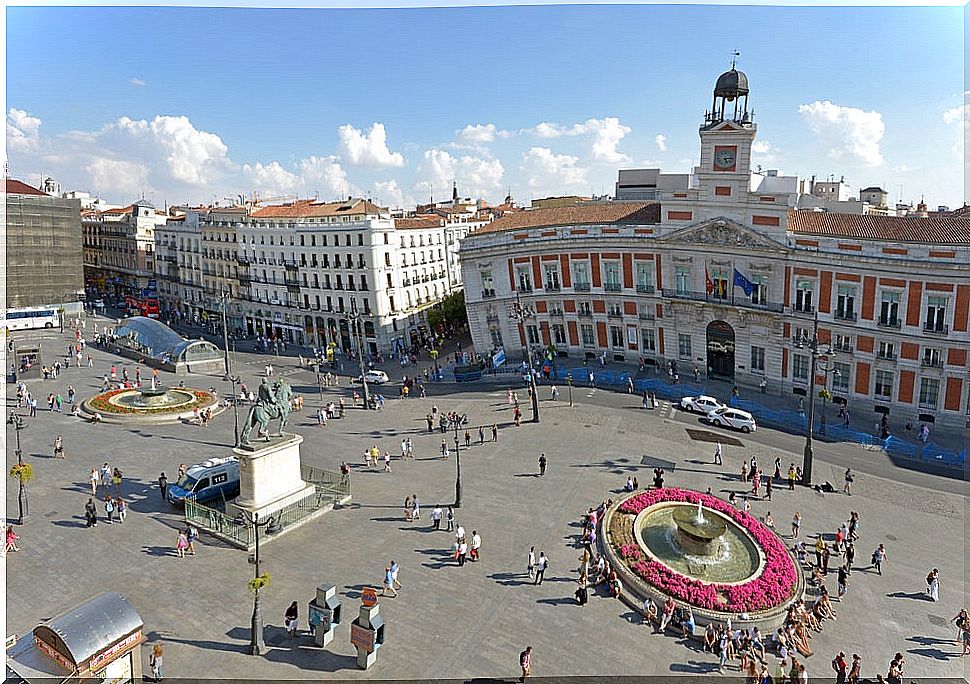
[{"x1": 706, "y1": 320, "x2": 736, "y2": 381}]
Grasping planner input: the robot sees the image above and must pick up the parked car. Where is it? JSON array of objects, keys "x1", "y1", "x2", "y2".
[
  {"x1": 706, "y1": 407, "x2": 758, "y2": 433},
  {"x1": 358, "y1": 370, "x2": 389, "y2": 385},
  {"x1": 680, "y1": 395, "x2": 725, "y2": 414}
]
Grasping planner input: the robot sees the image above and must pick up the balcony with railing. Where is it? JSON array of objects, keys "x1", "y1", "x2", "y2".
[
  {"x1": 664, "y1": 290, "x2": 784, "y2": 313},
  {"x1": 833, "y1": 344, "x2": 854, "y2": 354},
  {"x1": 577, "y1": 309, "x2": 593, "y2": 318},
  {"x1": 544, "y1": 282, "x2": 561, "y2": 292},
  {"x1": 485, "y1": 314, "x2": 500, "y2": 323},
  {"x1": 792, "y1": 302, "x2": 815, "y2": 315},
  {"x1": 481, "y1": 288, "x2": 496, "y2": 299},
  {"x1": 636, "y1": 284, "x2": 656, "y2": 294},
  {"x1": 607, "y1": 309, "x2": 623, "y2": 318},
  {"x1": 834, "y1": 308, "x2": 857, "y2": 321},
  {"x1": 876, "y1": 350, "x2": 897, "y2": 361},
  {"x1": 638, "y1": 310, "x2": 656, "y2": 320},
  {"x1": 573, "y1": 282, "x2": 591, "y2": 292},
  {"x1": 923, "y1": 323, "x2": 949, "y2": 335},
  {"x1": 877, "y1": 316, "x2": 901, "y2": 329},
  {"x1": 604, "y1": 282, "x2": 622, "y2": 292},
  {"x1": 921, "y1": 357, "x2": 944, "y2": 368}
]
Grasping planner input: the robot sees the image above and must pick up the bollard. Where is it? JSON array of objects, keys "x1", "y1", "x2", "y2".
[
  {"x1": 351, "y1": 589, "x2": 384, "y2": 670},
  {"x1": 308, "y1": 584, "x2": 341, "y2": 648}
]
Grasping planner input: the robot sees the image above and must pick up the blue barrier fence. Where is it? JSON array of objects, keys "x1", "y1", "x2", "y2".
[{"x1": 537, "y1": 365, "x2": 966, "y2": 468}]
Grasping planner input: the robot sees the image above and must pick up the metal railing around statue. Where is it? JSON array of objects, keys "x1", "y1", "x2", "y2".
[{"x1": 184, "y1": 465, "x2": 351, "y2": 549}]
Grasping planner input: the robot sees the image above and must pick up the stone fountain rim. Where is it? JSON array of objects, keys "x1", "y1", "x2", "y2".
[
  {"x1": 600, "y1": 491, "x2": 805, "y2": 628},
  {"x1": 633, "y1": 500, "x2": 765, "y2": 587}
]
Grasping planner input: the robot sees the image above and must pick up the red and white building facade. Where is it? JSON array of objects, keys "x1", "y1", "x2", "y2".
[{"x1": 460, "y1": 68, "x2": 970, "y2": 429}]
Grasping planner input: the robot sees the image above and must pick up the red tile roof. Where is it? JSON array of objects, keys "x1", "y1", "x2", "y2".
[
  {"x1": 251, "y1": 198, "x2": 385, "y2": 219},
  {"x1": 787, "y1": 209, "x2": 970, "y2": 245},
  {"x1": 470, "y1": 202, "x2": 660, "y2": 235},
  {"x1": 396, "y1": 216, "x2": 444, "y2": 230},
  {"x1": 5, "y1": 179, "x2": 47, "y2": 196}
]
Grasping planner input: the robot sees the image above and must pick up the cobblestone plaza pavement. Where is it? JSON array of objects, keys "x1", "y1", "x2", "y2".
[{"x1": 5, "y1": 328, "x2": 968, "y2": 680}]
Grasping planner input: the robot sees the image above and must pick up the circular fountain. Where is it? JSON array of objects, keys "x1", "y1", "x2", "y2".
[
  {"x1": 603, "y1": 488, "x2": 803, "y2": 629},
  {"x1": 81, "y1": 381, "x2": 219, "y2": 424}
]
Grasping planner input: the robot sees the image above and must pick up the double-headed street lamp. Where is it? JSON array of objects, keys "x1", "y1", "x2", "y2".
[
  {"x1": 220, "y1": 290, "x2": 242, "y2": 446},
  {"x1": 449, "y1": 413, "x2": 463, "y2": 508},
  {"x1": 508, "y1": 293, "x2": 540, "y2": 423},
  {"x1": 238, "y1": 510, "x2": 279, "y2": 656},
  {"x1": 12, "y1": 414, "x2": 29, "y2": 523},
  {"x1": 345, "y1": 299, "x2": 371, "y2": 410},
  {"x1": 793, "y1": 311, "x2": 836, "y2": 486}
]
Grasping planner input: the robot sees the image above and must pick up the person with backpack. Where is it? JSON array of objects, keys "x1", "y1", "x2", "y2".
[
  {"x1": 534, "y1": 552, "x2": 548, "y2": 585},
  {"x1": 832, "y1": 651, "x2": 848, "y2": 684}
]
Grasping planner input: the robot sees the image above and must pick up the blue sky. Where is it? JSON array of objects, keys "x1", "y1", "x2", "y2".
[{"x1": 6, "y1": 4, "x2": 965, "y2": 209}]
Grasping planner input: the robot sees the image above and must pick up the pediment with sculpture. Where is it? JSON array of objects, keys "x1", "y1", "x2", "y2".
[{"x1": 660, "y1": 216, "x2": 789, "y2": 253}]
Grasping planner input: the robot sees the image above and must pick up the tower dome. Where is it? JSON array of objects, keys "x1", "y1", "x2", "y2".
[
  {"x1": 707, "y1": 60, "x2": 751, "y2": 126},
  {"x1": 714, "y1": 68, "x2": 749, "y2": 101}
]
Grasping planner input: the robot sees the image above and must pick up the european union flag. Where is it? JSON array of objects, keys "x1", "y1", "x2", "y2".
[{"x1": 733, "y1": 268, "x2": 755, "y2": 297}]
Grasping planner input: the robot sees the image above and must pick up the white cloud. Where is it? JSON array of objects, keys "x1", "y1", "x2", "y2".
[
  {"x1": 373, "y1": 179, "x2": 411, "y2": 209},
  {"x1": 654, "y1": 134, "x2": 668, "y2": 152},
  {"x1": 129, "y1": 77, "x2": 146, "y2": 87},
  {"x1": 520, "y1": 147, "x2": 588, "y2": 196},
  {"x1": 456, "y1": 123, "x2": 512, "y2": 144},
  {"x1": 337, "y1": 123, "x2": 404, "y2": 168},
  {"x1": 242, "y1": 161, "x2": 301, "y2": 195},
  {"x1": 7, "y1": 108, "x2": 41, "y2": 152},
  {"x1": 798, "y1": 100, "x2": 885, "y2": 167},
  {"x1": 243, "y1": 156, "x2": 355, "y2": 201},
  {"x1": 85, "y1": 158, "x2": 150, "y2": 197},
  {"x1": 416, "y1": 149, "x2": 504, "y2": 201},
  {"x1": 942, "y1": 103, "x2": 967, "y2": 126},
  {"x1": 751, "y1": 139, "x2": 780, "y2": 164},
  {"x1": 525, "y1": 117, "x2": 631, "y2": 163}
]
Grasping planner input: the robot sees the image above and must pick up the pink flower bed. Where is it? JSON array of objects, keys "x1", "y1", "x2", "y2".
[{"x1": 614, "y1": 488, "x2": 798, "y2": 613}]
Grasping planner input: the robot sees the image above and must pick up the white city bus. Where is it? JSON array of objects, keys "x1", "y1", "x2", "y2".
[{"x1": 3, "y1": 306, "x2": 60, "y2": 331}]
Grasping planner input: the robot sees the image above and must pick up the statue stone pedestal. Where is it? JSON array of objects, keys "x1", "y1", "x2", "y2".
[{"x1": 228, "y1": 433, "x2": 316, "y2": 520}]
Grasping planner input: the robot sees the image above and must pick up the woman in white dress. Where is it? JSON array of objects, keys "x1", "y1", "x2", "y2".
[{"x1": 927, "y1": 568, "x2": 940, "y2": 602}]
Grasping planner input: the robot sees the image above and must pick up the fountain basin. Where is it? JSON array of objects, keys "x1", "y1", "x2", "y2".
[
  {"x1": 636, "y1": 502, "x2": 761, "y2": 584},
  {"x1": 81, "y1": 386, "x2": 221, "y2": 424},
  {"x1": 601, "y1": 488, "x2": 803, "y2": 630}
]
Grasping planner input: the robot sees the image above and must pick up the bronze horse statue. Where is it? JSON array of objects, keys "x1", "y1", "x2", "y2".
[{"x1": 239, "y1": 378, "x2": 292, "y2": 445}]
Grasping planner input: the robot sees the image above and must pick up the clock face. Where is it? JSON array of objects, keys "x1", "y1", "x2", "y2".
[{"x1": 713, "y1": 147, "x2": 737, "y2": 170}]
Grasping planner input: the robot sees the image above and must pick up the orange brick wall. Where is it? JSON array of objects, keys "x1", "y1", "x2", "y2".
[
  {"x1": 560, "y1": 254, "x2": 571, "y2": 287},
  {"x1": 596, "y1": 322, "x2": 608, "y2": 348},
  {"x1": 856, "y1": 335, "x2": 874, "y2": 353},
  {"x1": 861, "y1": 276, "x2": 876, "y2": 320},
  {"x1": 819, "y1": 271, "x2": 833, "y2": 313},
  {"x1": 948, "y1": 348, "x2": 967, "y2": 367},
  {"x1": 905, "y1": 281, "x2": 922, "y2": 327},
  {"x1": 591, "y1": 254, "x2": 602, "y2": 287},
  {"x1": 944, "y1": 377, "x2": 963, "y2": 411},
  {"x1": 622, "y1": 253, "x2": 634, "y2": 289},
  {"x1": 955, "y1": 285, "x2": 970, "y2": 332},
  {"x1": 900, "y1": 342, "x2": 919, "y2": 360},
  {"x1": 854, "y1": 362, "x2": 870, "y2": 395},
  {"x1": 897, "y1": 370, "x2": 915, "y2": 404},
  {"x1": 567, "y1": 321, "x2": 579, "y2": 346}
]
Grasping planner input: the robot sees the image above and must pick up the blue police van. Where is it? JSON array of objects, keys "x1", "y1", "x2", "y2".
[{"x1": 166, "y1": 456, "x2": 240, "y2": 506}]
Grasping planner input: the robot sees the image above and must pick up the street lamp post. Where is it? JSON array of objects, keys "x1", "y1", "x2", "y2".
[
  {"x1": 450, "y1": 414, "x2": 462, "y2": 508},
  {"x1": 566, "y1": 374, "x2": 573, "y2": 407},
  {"x1": 346, "y1": 300, "x2": 370, "y2": 410},
  {"x1": 221, "y1": 291, "x2": 242, "y2": 447},
  {"x1": 13, "y1": 414, "x2": 29, "y2": 523},
  {"x1": 793, "y1": 311, "x2": 836, "y2": 486},
  {"x1": 508, "y1": 293, "x2": 540, "y2": 423},
  {"x1": 241, "y1": 511, "x2": 274, "y2": 656}
]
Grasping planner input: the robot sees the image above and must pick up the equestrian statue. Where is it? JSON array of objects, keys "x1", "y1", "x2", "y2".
[{"x1": 239, "y1": 377, "x2": 292, "y2": 445}]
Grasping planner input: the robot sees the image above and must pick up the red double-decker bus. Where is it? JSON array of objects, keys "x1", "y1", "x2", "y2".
[{"x1": 126, "y1": 295, "x2": 160, "y2": 318}]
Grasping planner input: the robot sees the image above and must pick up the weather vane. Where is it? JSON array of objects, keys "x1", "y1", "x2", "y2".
[{"x1": 731, "y1": 50, "x2": 740, "y2": 69}]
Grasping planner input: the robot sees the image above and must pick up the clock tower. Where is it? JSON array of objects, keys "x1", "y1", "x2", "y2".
[{"x1": 696, "y1": 62, "x2": 757, "y2": 197}]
